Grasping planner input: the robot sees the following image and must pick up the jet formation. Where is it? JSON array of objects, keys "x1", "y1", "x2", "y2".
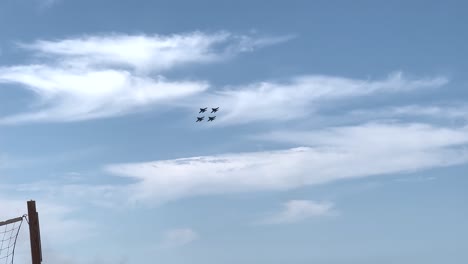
[{"x1": 197, "y1": 107, "x2": 219, "y2": 122}]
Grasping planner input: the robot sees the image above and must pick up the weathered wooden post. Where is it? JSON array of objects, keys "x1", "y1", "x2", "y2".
[{"x1": 27, "y1": 200, "x2": 42, "y2": 264}]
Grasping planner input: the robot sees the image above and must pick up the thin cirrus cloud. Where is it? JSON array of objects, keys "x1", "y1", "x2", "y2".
[
  {"x1": 0, "y1": 31, "x2": 290, "y2": 124},
  {"x1": 349, "y1": 104, "x2": 468, "y2": 121},
  {"x1": 0, "y1": 65, "x2": 208, "y2": 123},
  {"x1": 18, "y1": 31, "x2": 293, "y2": 72},
  {"x1": 105, "y1": 122, "x2": 468, "y2": 205},
  {"x1": 189, "y1": 72, "x2": 449, "y2": 125},
  {"x1": 160, "y1": 228, "x2": 199, "y2": 248},
  {"x1": 259, "y1": 200, "x2": 336, "y2": 225}
]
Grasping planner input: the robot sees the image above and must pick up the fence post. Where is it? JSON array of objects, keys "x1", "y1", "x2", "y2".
[{"x1": 27, "y1": 200, "x2": 42, "y2": 264}]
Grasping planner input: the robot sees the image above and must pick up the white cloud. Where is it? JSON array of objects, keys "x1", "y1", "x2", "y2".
[
  {"x1": 161, "y1": 228, "x2": 199, "y2": 248},
  {"x1": 0, "y1": 32, "x2": 449, "y2": 126},
  {"x1": 187, "y1": 72, "x2": 448, "y2": 125},
  {"x1": 0, "y1": 65, "x2": 208, "y2": 123},
  {"x1": 350, "y1": 104, "x2": 468, "y2": 121},
  {"x1": 257, "y1": 122, "x2": 468, "y2": 150},
  {"x1": 0, "y1": 31, "x2": 290, "y2": 124},
  {"x1": 19, "y1": 32, "x2": 291, "y2": 73},
  {"x1": 105, "y1": 123, "x2": 468, "y2": 204},
  {"x1": 260, "y1": 200, "x2": 335, "y2": 224}
]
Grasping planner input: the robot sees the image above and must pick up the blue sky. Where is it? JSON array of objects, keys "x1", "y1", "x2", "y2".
[{"x1": 0, "y1": 0, "x2": 467, "y2": 263}]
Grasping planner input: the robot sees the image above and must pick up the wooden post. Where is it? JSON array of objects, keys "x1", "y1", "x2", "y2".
[{"x1": 27, "y1": 200, "x2": 42, "y2": 264}]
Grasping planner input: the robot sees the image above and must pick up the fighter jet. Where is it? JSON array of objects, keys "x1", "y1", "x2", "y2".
[
  {"x1": 207, "y1": 116, "x2": 216, "y2": 122},
  {"x1": 199, "y1": 107, "x2": 207, "y2": 113},
  {"x1": 211, "y1": 107, "x2": 219, "y2": 113},
  {"x1": 196, "y1": 116, "x2": 205, "y2": 122}
]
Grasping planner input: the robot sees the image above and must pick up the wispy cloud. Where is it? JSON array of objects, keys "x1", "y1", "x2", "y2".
[
  {"x1": 185, "y1": 72, "x2": 448, "y2": 125},
  {"x1": 160, "y1": 228, "x2": 199, "y2": 248},
  {"x1": 0, "y1": 65, "x2": 207, "y2": 123},
  {"x1": 350, "y1": 104, "x2": 468, "y2": 121},
  {"x1": 105, "y1": 123, "x2": 468, "y2": 204},
  {"x1": 256, "y1": 122, "x2": 468, "y2": 149},
  {"x1": 259, "y1": 200, "x2": 336, "y2": 224},
  {"x1": 0, "y1": 31, "x2": 290, "y2": 124},
  {"x1": 0, "y1": 29, "x2": 449, "y2": 126},
  {"x1": 19, "y1": 32, "x2": 291, "y2": 73}
]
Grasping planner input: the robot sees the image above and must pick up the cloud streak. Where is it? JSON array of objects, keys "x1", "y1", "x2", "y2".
[
  {"x1": 260, "y1": 200, "x2": 336, "y2": 224},
  {"x1": 350, "y1": 104, "x2": 468, "y2": 122},
  {"x1": 0, "y1": 65, "x2": 208, "y2": 123},
  {"x1": 160, "y1": 228, "x2": 199, "y2": 248},
  {"x1": 0, "y1": 31, "x2": 290, "y2": 124},
  {"x1": 187, "y1": 72, "x2": 448, "y2": 125},
  {"x1": 105, "y1": 123, "x2": 468, "y2": 204},
  {"x1": 2, "y1": 31, "x2": 448, "y2": 126},
  {"x1": 19, "y1": 32, "x2": 291, "y2": 73}
]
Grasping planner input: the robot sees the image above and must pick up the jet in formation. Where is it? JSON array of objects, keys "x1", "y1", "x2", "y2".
[{"x1": 196, "y1": 107, "x2": 219, "y2": 122}]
